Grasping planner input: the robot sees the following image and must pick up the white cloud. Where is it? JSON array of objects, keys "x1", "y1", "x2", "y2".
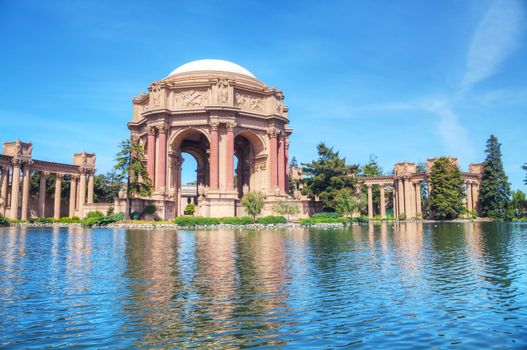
[{"x1": 462, "y1": 0, "x2": 525, "y2": 89}]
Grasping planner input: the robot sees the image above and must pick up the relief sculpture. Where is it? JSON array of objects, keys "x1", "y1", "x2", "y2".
[
  {"x1": 235, "y1": 92, "x2": 264, "y2": 112},
  {"x1": 173, "y1": 90, "x2": 208, "y2": 108}
]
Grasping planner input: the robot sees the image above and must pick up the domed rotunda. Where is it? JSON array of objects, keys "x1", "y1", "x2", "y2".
[{"x1": 128, "y1": 59, "x2": 293, "y2": 219}]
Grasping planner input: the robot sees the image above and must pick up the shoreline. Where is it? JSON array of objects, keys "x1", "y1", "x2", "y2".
[{"x1": 2, "y1": 218, "x2": 502, "y2": 230}]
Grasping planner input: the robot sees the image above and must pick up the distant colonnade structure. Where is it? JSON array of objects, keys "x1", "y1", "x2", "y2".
[
  {"x1": 0, "y1": 140, "x2": 96, "y2": 220},
  {"x1": 359, "y1": 158, "x2": 483, "y2": 219}
]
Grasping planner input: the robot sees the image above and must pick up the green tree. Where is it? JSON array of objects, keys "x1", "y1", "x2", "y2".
[
  {"x1": 523, "y1": 163, "x2": 527, "y2": 185},
  {"x1": 114, "y1": 139, "x2": 152, "y2": 217},
  {"x1": 93, "y1": 172, "x2": 123, "y2": 203},
  {"x1": 479, "y1": 135, "x2": 511, "y2": 219},
  {"x1": 334, "y1": 188, "x2": 366, "y2": 217},
  {"x1": 289, "y1": 156, "x2": 300, "y2": 196},
  {"x1": 241, "y1": 191, "x2": 265, "y2": 223},
  {"x1": 428, "y1": 157, "x2": 465, "y2": 220},
  {"x1": 302, "y1": 142, "x2": 358, "y2": 211},
  {"x1": 272, "y1": 200, "x2": 300, "y2": 221},
  {"x1": 511, "y1": 190, "x2": 527, "y2": 218}
]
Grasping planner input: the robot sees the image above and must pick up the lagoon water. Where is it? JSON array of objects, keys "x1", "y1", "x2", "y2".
[{"x1": 0, "y1": 223, "x2": 526, "y2": 348}]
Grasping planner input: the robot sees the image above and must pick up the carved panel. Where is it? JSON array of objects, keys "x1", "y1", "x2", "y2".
[
  {"x1": 172, "y1": 89, "x2": 208, "y2": 108},
  {"x1": 235, "y1": 92, "x2": 264, "y2": 112}
]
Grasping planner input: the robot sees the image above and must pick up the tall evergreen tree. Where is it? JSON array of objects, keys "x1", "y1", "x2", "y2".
[
  {"x1": 522, "y1": 163, "x2": 527, "y2": 185},
  {"x1": 428, "y1": 157, "x2": 464, "y2": 220},
  {"x1": 479, "y1": 135, "x2": 511, "y2": 219},
  {"x1": 302, "y1": 142, "x2": 358, "y2": 211}
]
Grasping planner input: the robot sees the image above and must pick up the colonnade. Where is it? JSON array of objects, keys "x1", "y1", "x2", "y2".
[
  {"x1": 144, "y1": 122, "x2": 290, "y2": 197},
  {"x1": 0, "y1": 164, "x2": 95, "y2": 220}
]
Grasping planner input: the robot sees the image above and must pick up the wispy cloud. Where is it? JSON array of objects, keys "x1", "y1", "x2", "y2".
[{"x1": 462, "y1": 0, "x2": 525, "y2": 89}]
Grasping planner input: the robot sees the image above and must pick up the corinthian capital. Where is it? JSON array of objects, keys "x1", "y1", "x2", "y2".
[
  {"x1": 226, "y1": 122, "x2": 237, "y2": 131},
  {"x1": 147, "y1": 125, "x2": 157, "y2": 135},
  {"x1": 209, "y1": 121, "x2": 219, "y2": 131},
  {"x1": 267, "y1": 127, "x2": 278, "y2": 138}
]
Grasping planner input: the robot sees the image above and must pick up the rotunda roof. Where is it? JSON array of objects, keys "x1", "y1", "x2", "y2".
[{"x1": 168, "y1": 59, "x2": 256, "y2": 78}]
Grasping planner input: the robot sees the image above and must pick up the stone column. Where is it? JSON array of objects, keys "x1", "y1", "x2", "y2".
[
  {"x1": 69, "y1": 175, "x2": 78, "y2": 217},
  {"x1": 466, "y1": 182, "x2": 473, "y2": 212},
  {"x1": 285, "y1": 139, "x2": 290, "y2": 195},
  {"x1": 157, "y1": 125, "x2": 167, "y2": 190},
  {"x1": 380, "y1": 184, "x2": 386, "y2": 219},
  {"x1": 20, "y1": 165, "x2": 31, "y2": 220},
  {"x1": 367, "y1": 184, "x2": 373, "y2": 218},
  {"x1": 9, "y1": 160, "x2": 21, "y2": 220},
  {"x1": 87, "y1": 171, "x2": 94, "y2": 204},
  {"x1": 278, "y1": 133, "x2": 286, "y2": 194},
  {"x1": 392, "y1": 184, "x2": 398, "y2": 218},
  {"x1": 0, "y1": 167, "x2": 8, "y2": 216},
  {"x1": 473, "y1": 182, "x2": 480, "y2": 213},
  {"x1": 38, "y1": 171, "x2": 47, "y2": 217},
  {"x1": 209, "y1": 122, "x2": 219, "y2": 190},
  {"x1": 78, "y1": 171, "x2": 86, "y2": 217},
  {"x1": 404, "y1": 177, "x2": 415, "y2": 219},
  {"x1": 268, "y1": 129, "x2": 278, "y2": 191},
  {"x1": 53, "y1": 174, "x2": 62, "y2": 220},
  {"x1": 397, "y1": 178, "x2": 405, "y2": 218},
  {"x1": 226, "y1": 122, "x2": 235, "y2": 191},
  {"x1": 415, "y1": 182, "x2": 422, "y2": 217},
  {"x1": 147, "y1": 126, "x2": 156, "y2": 185}
]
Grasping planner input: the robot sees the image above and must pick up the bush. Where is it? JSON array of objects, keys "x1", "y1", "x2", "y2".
[
  {"x1": 221, "y1": 216, "x2": 253, "y2": 225},
  {"x1": 256, "y1": 216, "x2": 287, "y2": 225},
  {"x1": 130, "y1": 211, "x2": 141, "y2": 220},
  {"x1": 143, "y1": 204, "x2": 157, "y2": 215},
  {"x1": 81, "y1": 211, "x2": 123, "y2": 227},
  {"x1": 174, "y1": 216, "x2": 221, "y2": 226},
  {"x1": 355, "y1": 215, "x2": 369, "y2": 223},
  {"x1": 299, "y1": 217, "x2": 351, "y2": 225},
  {"x1": 241, "y1": 191, "x2": 265, "y2": 222},
  {"x1": 28, "y1": 217, "x2": 54, "y2": 223},
  {"x1": 0, "y1": 216, "x2": 10, "y2": 226},
  {"x1": 312, "y1": 212, "x2": 342, "y2": 219},
  {"x1": 106, "y1": 206, "x2": 115, "y2": 216},
  {"x1": 184, "y1": 203, "x2": 195, "y2": 215},
  {"x1": 58, "y1": 216, "x2": 81, "y2": 223}
]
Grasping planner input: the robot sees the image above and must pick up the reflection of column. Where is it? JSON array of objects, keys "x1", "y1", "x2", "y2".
[
  {"x1": 69, "y1": 175, "x2": 78, "y2": 217},
  {"x1": 54, "y1": 174, "x2": 62, "y2": 219},
  {"x1": 226, "y1": 122, "x2": 235, "y2": 191},
  {"x1": 20, "y1": 165, "x2": 31, "y2": 220},
  {"x1": 176, "y1": 156, "x2": 183, "y2": 216},
  {"x1": 380, "y1": 184, "x2": 386, "y2": 219},
  {"x1": 466, "y1": 182, "x2": 473, "y2": 212},
  {"x1": 367, "y1": 184, "x2": 373, "y2": 218},
  {"x1": 87, "y1": 172, "x2": 94, "y2": 203},
  {"x1": 0, "y1": 167, "x2": 8, "y2": 216},
  {"x1": 268, "y1": 129, "x2": 278, "y2": 191},
  {"x1": 78, "y1": 171, "x2": 86, "y2": 217},
  {"x1": 157, "y1": 125, "x2": 167, "y2": 190},
  {"x1": 209, "y1": 122, "x2": 219, "y2": 190},
  {"x1": 415, "y1": 182, "x2": 422, "y2": 217},
  {"x1": 38, "y1": 171, "x2": 47, "y2": 217},
  {"x1": 9, "y1": 161, "x2": 21, "y2": 220},
  {"x1": 278, "y1": 133, "x2": 286, "y2": 194},
  {"x1": 473, "y1": 182, "x2": 480, "y2": 213},
  {"x1": 147, "y1": 126, "x2": 156, "y2": 184}
]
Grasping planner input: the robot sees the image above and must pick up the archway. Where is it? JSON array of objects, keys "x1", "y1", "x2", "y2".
[
  {"x1": 234, "y1": 131, "x2": 266, "y2": 199},
  {"x1": 169, "y1": 129, "x2": 210, "y2": 216}
]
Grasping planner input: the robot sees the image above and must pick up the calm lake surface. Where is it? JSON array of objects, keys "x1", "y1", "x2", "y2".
[{"x1": 0, "y1": 223, "x2": 526, "y2": 349}]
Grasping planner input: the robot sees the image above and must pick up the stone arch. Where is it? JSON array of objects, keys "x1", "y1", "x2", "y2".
[
  {"x1": 234, "y1": 129, "x2": 267, "y2": 197},
  {"x1": 169, "y1": 127, "x2": 210, "y2": 151}
]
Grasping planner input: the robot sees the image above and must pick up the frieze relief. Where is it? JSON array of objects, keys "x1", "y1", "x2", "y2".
[
  {"x1": 172, "y1": 89, "x2": 209, "y2": 108},
  {"x1": 235, "y1": 92, "x2": 264, "y2": 112}
]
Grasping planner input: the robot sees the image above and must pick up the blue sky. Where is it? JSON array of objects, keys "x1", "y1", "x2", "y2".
[{"x1": 0, "y1": 0, "x2": 526, "y2": 189}]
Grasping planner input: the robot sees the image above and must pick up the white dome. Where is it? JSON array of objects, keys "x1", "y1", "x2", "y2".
[{"x1": 169, "y1": 59, "x2": 256, "y2": 78}]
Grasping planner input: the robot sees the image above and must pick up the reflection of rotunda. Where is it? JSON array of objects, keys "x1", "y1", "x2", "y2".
[{"x1": 128, "y1": 59, "x2": 292, "y2": 218}]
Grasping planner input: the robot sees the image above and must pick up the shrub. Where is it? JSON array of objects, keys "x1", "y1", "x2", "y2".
[
  {"x1": 355, "y1": 215, "x2": 369, "y2": 223},
  {"x1": 106, "y1": 206, "x2": 115, "y2": 216},
  {"x1": 130, "y1": 211, "x2": 141, "y2": 220},
  {"x1": 143, "y1": 204, "x2": 157, "y2": 215},
  {"x1": 174, "y1": 216, "x2": 221, "y2": 226},
  {"x1": 0, "y1": 216, "x2": 10, "y2": 226},
  {"x1": 221, "y1": 216, "x2": 253, "y2": 225},
  {"x1": 256, "y1": 216, "x2": 287, "y2": 225},
  {"x1": 312, "y1": 212, "x2": 341, "y2": 219},
  {"x1": 28, "y1": 217, "x2": 55, "y2": 223},
  {"x1": 58, "y1": 216, "x2": 81, "y2": 223},
  {"x1": 184, "y1": 203, "x2": 195, "y2": 215},
  {"x1": 299, "y1": 217, "x2": 351, "y2": 225},
  {"x1": 81, "y1": 211, "x2": 123, "y2": 227},
  {"x1": 272, "y1": 201, "x2": 300, "y2": 221},
  {"x1": 241, "y1": 191, "x2": 265, "y2": 223}
]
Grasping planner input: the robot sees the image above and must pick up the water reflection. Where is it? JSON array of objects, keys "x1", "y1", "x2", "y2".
[{"x1": 0, "y1": 224, "x2": 526, "y2": 348}]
